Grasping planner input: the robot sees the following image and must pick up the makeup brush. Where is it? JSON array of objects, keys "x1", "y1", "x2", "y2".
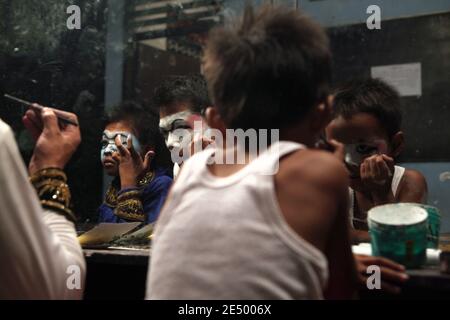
[{"x1": 4, "y1": 94, "x2": 78, "y2": 127}]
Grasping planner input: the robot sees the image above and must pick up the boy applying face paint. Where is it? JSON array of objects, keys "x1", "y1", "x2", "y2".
[
  {"x1": 326, "y1": 78, "x2": 428, "y2": 242},
  {"x1": 325, "y1": 79, "x2": 428, "y2": 295},
  {"x1": 98, "y1": 102, "x2": 173, "y2": 225}
]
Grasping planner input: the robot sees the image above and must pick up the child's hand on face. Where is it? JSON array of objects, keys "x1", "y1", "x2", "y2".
[
  {"x1": 113, "y1": 135, "x2": 155, "y2": 189},
  {"x1": 360, "y1": 154, "x2": 395, "y2": 202}
]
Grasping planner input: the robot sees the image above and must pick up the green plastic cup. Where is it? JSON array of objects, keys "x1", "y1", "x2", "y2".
[
  {"x1": 423, "y1": 205, "x2": 441, "y2": 249},
  {"x1": 368, "y1": 203, "x2": 429, "y2": 269},
  {"x1": 403, "y1": 204, "x2": 441, "y2": 249}
]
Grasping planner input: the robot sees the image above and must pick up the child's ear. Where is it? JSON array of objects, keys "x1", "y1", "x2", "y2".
[
  {"x1": 390, "y1": 131, "x2": 405, "y2": 157},
  {"x1": 205, "y1": 107, "x2": 226, "y2": 134},
  {"x1": 310, "y1": 95, "x2": 334, "y2": 132}
]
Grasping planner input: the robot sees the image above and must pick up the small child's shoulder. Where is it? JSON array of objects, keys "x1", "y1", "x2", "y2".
[
  {"x1": 154, "y1": 174, "x2": 173, "y2": 187},
  {"x1": 403, "y1": 168, "x2": 426, "y2": 182},
  {"x1": 401, "y1": 168, "x2": 428, "y2": 189},
  {"x1": 279, "y1": 149, "x2": 348, "y2": 191},
  {"x1": 143, "y1": 170, "x2": 173, "y2": 192},
  {"x1": 397, "y1": 168, "x2": 428, "y2": 203}
]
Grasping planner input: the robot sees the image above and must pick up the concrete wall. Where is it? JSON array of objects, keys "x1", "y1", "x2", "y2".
[{"x1": 402, "y1": 163, "x2": 450, "y2": 232}]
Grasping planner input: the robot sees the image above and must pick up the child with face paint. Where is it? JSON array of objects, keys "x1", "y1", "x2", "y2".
[
  {"x1": 325, "y1": 79, "x2": 428, "y2": 293},
  {"x1": 326, "y1": 79, "x2": 428, "y2": 240},
  {"x1": 153, "y1": 75, "x2": 212, "y2": 176},
  {"x1": 98, "y1": 102, "x2": 173, "y2": 224}
]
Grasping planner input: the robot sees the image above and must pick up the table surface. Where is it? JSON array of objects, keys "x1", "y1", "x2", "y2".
[
  {"x1": 406, "y1": 267, "x2": 450, "y2": 291},
  {"x1": 83, "y1": 248, "x2": 450, "y2": 300},
  {"x1": 84, "y1": 248, "x2": 150, "y2": 266},
  {"x1": 84, "y1": 248, "x2": 450, "y2": 286}
]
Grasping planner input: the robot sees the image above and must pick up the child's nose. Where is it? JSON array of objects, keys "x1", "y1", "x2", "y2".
[{"x1": 103, "y1": 147, "x2": 115, "y2": 156}]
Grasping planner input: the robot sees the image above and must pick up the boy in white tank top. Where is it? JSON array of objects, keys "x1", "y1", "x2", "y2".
[
  {"x1": 146, "y1": 5, "x2": 358, "y2": 300},
  {"x1": 326, "y1": 78, "x2": 428, "y2": 294}
]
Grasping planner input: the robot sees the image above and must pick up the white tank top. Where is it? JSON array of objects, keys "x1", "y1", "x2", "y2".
[
  {"x1": 146, "y1": 141, "x2": 329, "y2": 300},
  {"x1": 349, "y1": 165, "x2": 406, "y2": 228}
]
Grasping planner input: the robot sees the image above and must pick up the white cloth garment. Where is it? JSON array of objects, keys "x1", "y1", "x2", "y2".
[
  {"x1": 146, "y1": 141, "x2": 328, "y2": 300},
  {"x1": 0, "y1": 119, "x2": 85, "y2": 299},
  {"x1": 349, "y1": 165, "x2": 406, "y2": 228}
]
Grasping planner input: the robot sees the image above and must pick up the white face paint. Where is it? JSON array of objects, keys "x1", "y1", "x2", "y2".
[
  {"x1": 100, "y1": 130, "x2": 142, "y2": 162},
  {"x1": 159, "y1": 111, "x2": 194, "y2": 152},
  {"x1": 160, "y1": 111, "x2": 211, "y2": 164},
  {"x1": 344, "y1": 139, "x2": 388, "y2": 177}
]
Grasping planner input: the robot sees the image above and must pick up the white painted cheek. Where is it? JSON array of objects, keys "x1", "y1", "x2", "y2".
[
  {"x1": 181, "y1": 130, "x2": 194, "y2": 148},
  {"x1": 101, "y1": 146, "x2": 113, "y2": 163},
  {"x1": 167, "y1": 132, "x2": 182, "y2": 150}
]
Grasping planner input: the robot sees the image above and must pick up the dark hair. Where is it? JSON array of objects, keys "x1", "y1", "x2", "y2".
[
  {"x1": 333, "y1": 78, "x2": 402, "y2": 138},
  {"x1": 104, "y1": 101, "x2": 173, "y2": 173},
  {"x1": 152, "y1": 74, "x2": 211, "y2": 114},
  {"x1": 204, "y1": 5, "x2": 331, "y2": 130}
]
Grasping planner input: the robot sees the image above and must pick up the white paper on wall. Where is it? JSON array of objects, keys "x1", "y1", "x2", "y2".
[{"x1": 371, "y1": 62, "x2": 422, "y2": 97}]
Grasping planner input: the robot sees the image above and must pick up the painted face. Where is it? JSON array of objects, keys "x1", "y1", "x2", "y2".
[
  {"x1": 344, "y1": 140, "x2": 388, "y2": 178},
  {"x1": 326, "y1": 113, "x2": 392, "y2": 179},
  {"x1": 160, "y1": 111, "x2": 195, "y2": 151},
  {"x1": 100, "y1": 130, "x2": 142, "y2": 163}
]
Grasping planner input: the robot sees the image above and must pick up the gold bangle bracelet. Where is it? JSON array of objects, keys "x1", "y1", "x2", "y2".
[
  {"x1": 30, "y1": 168, "x2": 76, "y2": 223},
  {"x1": 30, "y1": 168, "x2": 67, "y2": 184}
]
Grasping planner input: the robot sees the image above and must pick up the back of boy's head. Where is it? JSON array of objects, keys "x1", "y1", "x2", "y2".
[
  {"x1": 153, "y1": 74, "x2": 211, "y2": 114},
  {"x1": 204, "y1": 5, "x2": 331, "y2": 130},
  {"x1": 333, "y1": 78, "x2": 402, "y2": 138}
]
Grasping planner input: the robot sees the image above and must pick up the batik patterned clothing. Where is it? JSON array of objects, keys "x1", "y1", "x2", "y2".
[{"x1": 98, "y1": 167, "x2": 172, "y2": 224}]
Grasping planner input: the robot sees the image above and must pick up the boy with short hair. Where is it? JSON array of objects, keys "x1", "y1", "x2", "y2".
[
  {"x1": 98, "y1": 102, "x2": 173, "y2": 225},
  {"x1": 153, "y1": 74, "x2": 211, "y2": 175},
  {"x1": 146, "y1": 5, "x2": 357, "y2": 300},
  {"x1": 326, "y1": 78, "x2": 427, "y2": 294},
  {"x1": 326, "y1": 78, "x2": 428, "y2": 243}
]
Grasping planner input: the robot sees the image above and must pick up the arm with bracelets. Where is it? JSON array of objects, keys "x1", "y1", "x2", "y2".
[{"x1": 0, "y1": 107, "x2": 84, "y2": 299}]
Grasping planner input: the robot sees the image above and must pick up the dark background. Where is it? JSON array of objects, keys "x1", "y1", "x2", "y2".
[
  {"x1": 0, "y1": 0, "x2": 108, "y2": 222},
  {"x1": 329, "y1": 12, "x2": 450, "y2": 162},
  {"x1": 0, "y1": 0, "x2": 216, "y2": 223}
]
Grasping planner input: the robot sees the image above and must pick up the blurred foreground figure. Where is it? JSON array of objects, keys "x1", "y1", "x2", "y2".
[
  {"x1": 147, "y1": 5, "x2": 357, "y2": 300},
  {"x1": 0, "y1": 107, "x2": 85, "y2": 299}
]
